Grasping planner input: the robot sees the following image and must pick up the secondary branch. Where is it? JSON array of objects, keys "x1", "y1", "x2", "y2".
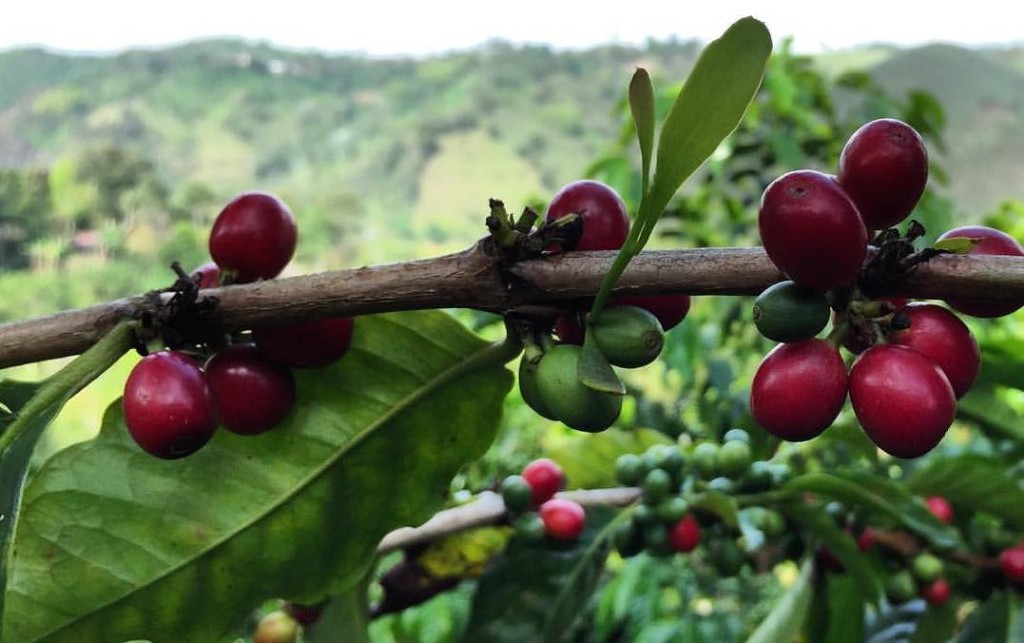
[{"x1": 1, "y1": 242, "x2": 1022, "y2": 369}]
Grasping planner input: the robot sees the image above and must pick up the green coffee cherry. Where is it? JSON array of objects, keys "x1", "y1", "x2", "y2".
[
  {"x1": 886, "y1": 570, "x2": 918, "y2": 604},
  {"x1": 760, "y1": 510, "x2": 787, "y2": 538},
  {"x1": 519, "y1": 355, "x2": 557, "y2": 420},
  {"x1": 614, "y1": 518, "x2": 644, "y2": 558},
  {"x1": 615, "y1": 453, "x2": 645, "y2": 486},
  {"x1": 693, "y1": 443, "x2": 719, "y2": 479},
  {"x1": 643, "y1": 522, "x2": 670, "y2": 553},
  {"x1": 753, "y1": 280, "x2": 830, "y2": 342},
  {"x1": 535, "y1": 344, "x2": 622, "y2": 432},
  {"x1": 709, "y1": 538, "x2": 745, "y2": 576},
  {"x1": 655, "y1": 446, "x2": 685, "y2": 482},
  {"x1": 656, "y1": 497, "x2": 689, "y2": 523},
  {"x1": 743, "y1": 461, "x2": 775, "y2": 492},
  {"x1": 513, "y1": 513, "x2": 547, "y2": 543},
  {"x1": 501, "y1": 475, "x2": 534, "y2": 514},
  {"x1": 634, "y1": 503, "x2": 657, "y2": 525},
  {"x1": 642, "y1": 468, "x2": 673, "y2": 505},
  {"x1": 911, "y1": 553, "x2": 945, "y2": 583},
  {"x1": 590, "y1": 306, "x2": 665, "y2": 368},
  {"x1": 723, "y1": 428, "x2": 751, "y2": 444},
  {"x1": 706, "y1": 477, "x2": 736, "y2": 494},
  {"x1": 716, "y1": 440, "x2": 753, "y2": 479}
]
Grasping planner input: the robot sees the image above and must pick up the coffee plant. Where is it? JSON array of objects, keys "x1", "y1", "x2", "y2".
[{"x1": 1, "y1": 17, "x2": 1023, "y2": 643}]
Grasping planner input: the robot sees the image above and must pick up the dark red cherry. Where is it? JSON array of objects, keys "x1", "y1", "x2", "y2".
[
  {"x1": 254, "y1": 317, "x2": 355, "y2": 369},
  {"x1": 522, "y1": 458, "x2": 566, "y2": 506},
  {"x1": 838, "y1": 118, "x2": 929, "y2": 230},
  {"x1": 889, "y1": 303, "x2": 979, "y2": 398},
  {"x1": 668, "y1": 515, "x2": 701, "y2": 553},
  {"x1": 544, "y1": 180, "x2": 629, "y2": 251},
  {"x1": 759, "y1": 170, "x2": 868, "y2": 291},
  {"x1": 123, "y1": 351, "x2": 218, "y2": 459},
  {"x1": 750, "y1": 339, "x2": 848, "y2": 441},
  {"x1": 205, "y1": 344, "x2": 295, "y2": 435},
  {"x1": 937, "y1": 226, "x2": 1024, "y2": 318},
  {"x1": 209, "y1": 191, "x2": 297, "y2": 283},
  {"x1": 849, "y1": 345, "x2": 955, "y2": 458}
]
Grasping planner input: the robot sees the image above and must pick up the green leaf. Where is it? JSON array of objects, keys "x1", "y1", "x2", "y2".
[
  {"x1": 910, "y1": 601, "x2": 958, "y2": 643},
  {"x1": 822, "y1": 574, "x2": 866, "y2": 643},
  {"x1": 781, "y1": 472, "x2": 962, "y2": 550},
  {"x1": 543, "y1": 428, "x2": 671, "y2": 490},
  {"x1": 641, "y1": 17, "x2": 771, "y2": 232},
  {"x1": 745, "y1": 557, "x2": 814, "y2": 643},
  {"x1": 629, "y1": 68, "x2": 655, "y2": 199},
  {"x1": 864, "y1": 600, "x2": 927, "y2": 643},
  {"x1": 3, "y1": 311, "x2": 514, "y2": 643},
  {"x1": 461, "y1": 507, "x2": 616, "y2": 643},
  {"x1": 957, "y1": 388, "x2": 1024, "y2": 441},
  {"x1": 782, "y1": 502, "x2": 882, "y2": 603},
  {"x1": 907, "y1": 455, "x2": 1024, "y2": 530},
  {"x1": 953, "y1": 591, "x2": 1024, "y2": 643},
  {"x1": 305, "y1": 575, "x2": 371, "y2": 643},
  {"x1": 0, "y1": 323, "x2": 134, "y2": 641},
  {"x1": 579, "y1": 333, "x2": 625, "y2": 395}
]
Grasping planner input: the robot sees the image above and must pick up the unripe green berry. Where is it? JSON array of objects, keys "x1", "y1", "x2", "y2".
[
  {"x1": 590, "y1": 305, "x2": 665, "y2": 368},
  {"x1": 615, "y1": 453, "x2": 645, "y2": 486},
  {"x1": 886, "y1": 570, "x2": 918, "y2": 604},
  {"x1": 501, "y1": 475, "x2": 534, "y2": 514},
  {"x1": 709, "y1": 538, "x2": 745, "y2": 576},
  {"x1": 656, "y1": 497, "x2": 689, "y2": 523},
  {"x1": 706, "y1": 477, "x2": 736, "y2": 494},
  {"x1": 642, "y1": 468, "x2": 673, "y2": 505},
  {"x1": 716, "y1": 440, "x2": 753, "y2": 479},
  {"x1": 643, "y1": 522, "x2": 669, "y2": 552},
  {"x1": 634, "y1": 503, "x2": 657, "y2": 525},
  {"x1": 513, "y1": 512, "x2": 547, "y2": 543},
  {"x1": 743, "y1": 460, "x2": 775, "y2": 492},
  {"x1": 760, "y1": 510, "x2": 787, "y2": 538},
  {"x1": 911, "y1": 553, "x2": 945, "y2": 584},
  {"x1": 693, "y1": 443, "x2": 719, "y2": 479},
  {"x1": 614, "y1": 518, "x2": 644, "y2": 557},
  {"x1": 655, "y1": 447, "x2": 685, "y2": 481},
  {"x1": 723, "y1": 428, "x2": 752, "y2": 444}
]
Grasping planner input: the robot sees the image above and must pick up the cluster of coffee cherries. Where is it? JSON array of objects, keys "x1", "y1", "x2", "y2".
[
  {"x1": 518, "y1": 180, "x2": 691, "y2": 433},
  {"x1": 611, "y1": 431, "x2": 787, "y2": 569},
  {"x1": 751, "y1": 118, "x2": 1024, "y2": 458},
  {"x1": 500, "y1": 458, "x2": 586, "y2": 541},
  {"x1": 122, "y1": 192, "x2": 356, "y2": 459}
]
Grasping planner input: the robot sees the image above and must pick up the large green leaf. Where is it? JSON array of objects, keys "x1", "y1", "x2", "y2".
[
  {"x1": 744, "y1": 557, "x2": 813, "y2": 643},
  {"x1": 641, "y1": 17, "x2": 771, "y2": 230},
  {"x1": 907, "y1": 455, "x2": 1024, "y2": 529},
  {"x1": 781, "y1": 472, "x2": 962, "y2": 550},
  {"x1": 953, "y1": 591, "x2": 1024, "y2": 643},
  {"x1": 3, "y1": 311, "x2": 514, "y2": 642},
  {"x1": 461, "y1": 507, "x2": 616, "y2": 643},
  {"x1": 0, "y1": 323, "x2": 134, "y2": 641}
]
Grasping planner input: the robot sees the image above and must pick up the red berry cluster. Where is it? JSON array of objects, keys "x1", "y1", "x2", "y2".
[
  {"x1": 501, "y1": 458, "x2": 586, "y2": 541},
  {"x1": 123, "y1": 192, "x2": 355, "y2": 459},
  {"x1": 518, "y1": 180, "x2": 691, "y2": 433},
  {"x1": 750, "y1": 118, "x2": 1021, "y2": 459}
]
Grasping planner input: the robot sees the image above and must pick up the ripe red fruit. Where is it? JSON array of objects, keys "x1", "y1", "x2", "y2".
[
  {"x1": 193, "y1": 262, "x2": 221, "y2": 289},
  {"x1": 750, "y1": 339, "x2": 848, "y2": 441},
  {"x1": 937, "y1": 226, "x2": 1024, "y2": 318},
  {"x1": 920, "y1": 578, "x2": 951, "y2": 606},
  {"x1": 758, "y1": 170, "x2": 868, "y2": 291},
  {"x1": 1000, "y1": 546, "x2": 1024, "y2": 583},
  {"x1": 857, "y1": 527, "x2": 878, "y2": 552},
  {"x1": 123, "y1": 351, "x2": 218, "y2": 459},
  {"x1": 668, "y1": 515, "x2": 701, "y2": 553},
  {"x1": 925, "y1": 496, "x2": 955, "y2": 525},
  {"x1": 553, "y1": 314, "x2": 585, "y2": 346},
  {"x1": 838, "y1": 118, "x2": 929, "y2": 230},
  {"x1": 254, "y1": 317, "x2": 355, "y2": 369},
  {"x1": 889, "y1": 304, "x2": 979, "y2": 398},
  {"x1": 545, "y1": 180, "x2": 629, "y2": 251},
  {"x1": 522, "y1": 458, "x2": 566, "y2": 506},
  {"x1": 849, "y1": 345, "x2": 956, "y2": 458},
  {"x1": 539, "y1": 498, "x2": 586, "y2": 540},
  {"x1": 283, "y1": 601, "x2": 325, "y2": 626},
  {"x1": 205, "y1": 344, "x2": 295, "y2": 435},
  {"x1": 209, "y1": 191, "x2": 297, "y2": 283}
]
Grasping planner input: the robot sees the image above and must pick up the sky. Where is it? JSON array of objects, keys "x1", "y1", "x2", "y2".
[{"x1": 1, "y1": 0, "x2": 1022, "y2": 56}]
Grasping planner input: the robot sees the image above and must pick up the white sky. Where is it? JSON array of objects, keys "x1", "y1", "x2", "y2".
[{"x1": 1, "y1": 1, "x2": 1022, "y2": 56}]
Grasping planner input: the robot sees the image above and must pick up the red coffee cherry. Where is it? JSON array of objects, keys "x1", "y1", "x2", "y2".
[
  {"x1": 283, "y1": 601, "x2": 325, "y2": 626},
  {"x1": 920, "y1": 578, "x2": 951, "y2": 606},
  {"x1": 668, "y1": 515, "x2": 701, "y2": 553},
  {"x1": 123, "y1": 351, "x2": 218, "y2": 459},
  {"x1": 857, "y1": 527, "x2": 878, "y2": 552},
  {"x1": 545, "y1": 180, "x2": 629, "y2": 251},
  {"x1": 849, "y1": 345, "x2": 956, "y2": 458},
  {"x1": 205, "y1": 344, "x2": 295, "y2": 436},
  {"x1": 193, "y1": 262, "x2": 221, "y2": 289},
  {"x1": 209, "y1": 191, "x2": 297, "y2": 283},
  {"x1": 522, "y1": 458, "x2": 566, "y2": 506},
  {"x1": 937, "y1": 226, "x2": 1024, "y2": 318},
  {"x1": 758, "y1": 170, "x2": 868, "y2": 291},
  {"x1": 750, "y1": 339, "x2": 848, "y2": 441},
  {"x1": 254, "y1": 317, "x2": 355, "y2": 369},
  {"x1": 539, "y1": 498, "x2": 586, "y2": 540},
  {"x1": 553, "y1": 314, "x2": 585, "y2": 346},
  {"x1": 889, "y1": 303, "x2": 979, "y2": 399},
  {"x1": 925, "y1": 496, "x2": 955, "y2": 525},
  {"x1": 838, "y1": 118, "x2": 929, "y2": 230},
  {"x1": 1000, "y1": 546, "x2": 1024, "y2": 583}
]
